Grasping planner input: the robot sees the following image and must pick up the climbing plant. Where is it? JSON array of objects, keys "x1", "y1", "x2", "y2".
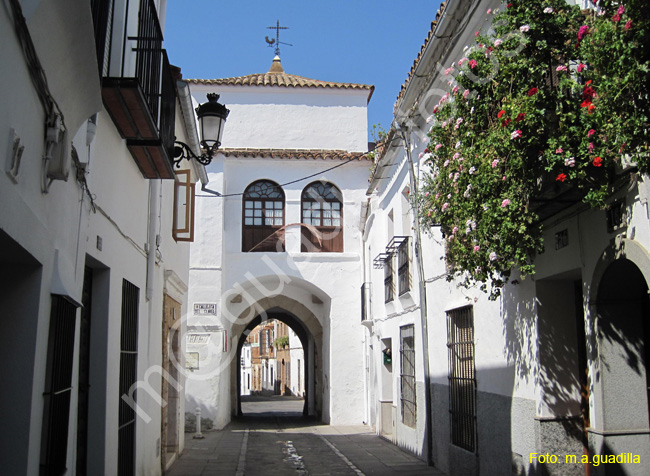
[{"x1": 419, "y1": 0, "x2": 649, "y2": 297}]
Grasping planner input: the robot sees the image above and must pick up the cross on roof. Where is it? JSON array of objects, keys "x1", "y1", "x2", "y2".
[{"x1": 265, "y1": 20, "x2": 292, "y2": 57}]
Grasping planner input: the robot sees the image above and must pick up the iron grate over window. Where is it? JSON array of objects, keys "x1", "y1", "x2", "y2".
[
  {"x1": 40, "y1": 295, "x2": 78, "y2": 476},
  {"x1": 400, "y1": 325, "x2": 417, "y2": 428},
  {"x1": 397, "y1": 237, "x2": 411, "y2": 296},
  {"x1": 447, "y1": 306, "x2": 477, "y2": 453},
  {"x1": 384, "y1": 254, "x2": 394, "y2": 303},
  {"x1": 118, "y1": 280, "x2": 139, "y2": 476}
]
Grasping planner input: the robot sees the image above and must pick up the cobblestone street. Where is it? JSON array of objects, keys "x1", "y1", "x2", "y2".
[{"x1": 166, "y1": 397, "x2": 446, "y2": 476}]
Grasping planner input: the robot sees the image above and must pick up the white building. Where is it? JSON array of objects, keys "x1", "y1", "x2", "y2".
[
  {"x1": 184, "y1": 55, "x2": 374, "y2": 428},
  {"x1": 240, "y1": 342, "x2": 252, "y2": 396},
  {"x1": 0, "y1": 1, "x2": 203, "y2": 474},
  {"x1": 362, "y1": 1, "x2": 650, "y2": 476},
  {"x1": 289, "y1": 327, "x2": 306, "y2": 397}
]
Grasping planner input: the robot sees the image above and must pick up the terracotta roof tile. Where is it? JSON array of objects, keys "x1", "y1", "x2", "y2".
[
  {"x1": 219, "y1": 148, "x2": 371, "y2": 161},
  {"x1": 188, "y1": 73, "x2": 374, "y2": 98}
]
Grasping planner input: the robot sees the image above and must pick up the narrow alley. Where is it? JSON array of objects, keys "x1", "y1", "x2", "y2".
[{"x1": 167, "y1": 397, "x2": 445, "y2": 476}]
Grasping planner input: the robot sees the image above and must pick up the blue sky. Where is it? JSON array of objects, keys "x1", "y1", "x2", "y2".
[{"x1": 164, "y1": 0, "x2": 443, "y2": 143}]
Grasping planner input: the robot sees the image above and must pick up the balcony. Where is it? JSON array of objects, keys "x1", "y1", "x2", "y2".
[{"x1": 94, "y1": 0, "x2": 176, "y2": 179}]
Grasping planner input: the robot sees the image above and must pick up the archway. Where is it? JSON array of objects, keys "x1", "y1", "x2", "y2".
[
  {"x1": 590, "y1": 240, "x2": 650, "y2": 469},
  {"x1": 226, "y1": 290, "x2": 326, "y2": 421},
  {"x1": 235, "y1": 310, "x2": 312, "y2": 417}
]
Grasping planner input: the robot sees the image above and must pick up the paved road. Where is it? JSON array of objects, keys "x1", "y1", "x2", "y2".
[{"x1": 167, "y1": 397, "x2": 446, "y2": 476}]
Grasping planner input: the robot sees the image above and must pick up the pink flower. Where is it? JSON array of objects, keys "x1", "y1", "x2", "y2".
[
  {"x1": 487, "y1": 8, "x2": 492, "y2": 14},
  {"x1": 625, "y1": 20, "x2": 632, "y2": 30},
  {"x1": 453, "y1": 226, "x2": 459, "y2": 234},
  {"x1": 463, "y1": 89, "x2": 470, "y2": 99},
  {"x1": 452, "y1": 85, "x2": 460, "y2": 95},
  {"x1": 435, "y1": 143, "x2": 443, "y2": 150},
  {"x1": 502, "y1": 175, "x2": 507, "y2": 181},
  {"x1": 565, "y1": 157, "x2": 575, "y2": 167},
  {"x1": 511, "y1": 130, "x2": 522, "y2": 139},
  {"x1": 458, "y1": 58, "x2": 468, "y2": 67},
  {"x1": 489, "y1": 252, "x2": 498, "y2": 261},
  {"x1": 501, "y1": 199, "x2": 511, "y2": 208},
  {"x1": 556, "y1": 65, "x2": 567, "y2": 72},
  {"x1": 588, "y1": 142, "x2": 594, "y2": 153},
  {"x1": 587, "y1": 129, "x2": 596, "y2": 137},
  {"x1": 475, "y1": 31, "x2": 480, "y2": 37},
  {"x1": 442, "y1": 203, "x2": 449, "y2": 211},
  {"x1": 577, "y1": 63, "x2": 586, "y2": 72},
  {"x1": 494, "y1": 38, "x2": 503, "y2": 47},
  {"x1": 520, "y1": 25, "x2": 530, "y2": 33},
  {"x1": 473, "y1": 245, "x2": 481, "y2": 253},
  {"x1": 491, "y1": 159, "x2": 499, "y2": 168},
  {"x1": 424, "y1": 191, "x2": 429, "y2": 197},
  {"x1": 617, "y1": 5, "x2": 625, "y2": 15},
  {"x1": 555, "y1": 147, "x2": 563, "y2": 154},
  {"x1": 453, "y1": 152, "x2": 461, "y2": 160},
  {"x1": 469, "y1": 59, "x2": 478, "y2": 69},
  {"x1": 577, "y1": 25, "x2": 589, "y2": 41}
]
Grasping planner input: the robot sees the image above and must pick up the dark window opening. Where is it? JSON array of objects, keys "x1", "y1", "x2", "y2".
[
  {"x1": 242, "y1": 180, "x2": 285, "y2": 252},
  {"x1": 400, "y1": 325, "x2": 416, "y2": 428},
  {"x1": 301, "y1": 181, "x2": 343, "y2": 252},
  {"x1": 447, "y1": 306, "x2": 476, "y2": 452}
]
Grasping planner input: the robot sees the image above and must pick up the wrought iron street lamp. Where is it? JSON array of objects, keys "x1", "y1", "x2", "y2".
[{"x1": 173, "y1": 93, "x2": 229, "y2": 167}]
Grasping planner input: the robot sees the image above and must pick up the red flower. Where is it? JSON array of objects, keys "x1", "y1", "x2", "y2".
[
  {"x1": 588, "y1": 104, "x2": 596, "y2": 114},
  {"x1": 581, "y1": 100, "x2": 591, "y2": 108},
  {"x1": 528, "y1": 87, "x2": 538, "y2": 96},
  {"x1": 424, "y1": 148, "x2": 430, "y2": 153},
  {"x1": 515, "y1": 113, "x2": 526, "y2": 122},
  {"x1": 498, "y1": 110, "x2": 506, "y2": 118},
  {"x1": 501, "y1": 118, "x2": 512, "y2": 127},
  {"x1": 619, "y1": 143, "x2": 627, "y2": 153},
  {"x1": 583, "y1": 86, "x2": 595, "y2": 102},
  {"x1": 577, "y1": 63, "x2": 586, "y2": 72},
  {"x1": 507, "y1": 3, "x2": 513, "y2": 7},
  {"x1": 592, "y1": 157, "x2": 603, "y2": 167},
  {"x1": 625, "y1": 20, "x2": 632, "y2": 30},
  {"x1": 556, "y1": 173, "x2": 567, "y2": 182}
]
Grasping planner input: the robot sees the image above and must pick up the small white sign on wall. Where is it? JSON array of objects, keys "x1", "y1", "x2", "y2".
[{"x1": 193, "y1": 303, "x2": 217, "y2": 316}]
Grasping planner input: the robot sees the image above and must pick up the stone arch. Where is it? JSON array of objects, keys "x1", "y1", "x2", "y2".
[
  {"x1": 588, "y1": 239, "x2": 650, "y2": 465},
  {"x1": 224, "y1": 280, "x2": 329, "y2": 421}
]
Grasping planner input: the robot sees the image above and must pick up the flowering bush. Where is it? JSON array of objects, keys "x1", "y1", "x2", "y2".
[{"x1": 420, "y1": 0, "x2": 649, "y2": 297}]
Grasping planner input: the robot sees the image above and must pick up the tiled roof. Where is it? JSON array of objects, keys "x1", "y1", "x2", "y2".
[
  {"x1": 219, "y1": 148, "x2": 371, "y2": 161},
  {"x1": 189, "y1": 73, "x2": 374, "y2": 94},
  {"x1": 394, "y1": 2, "x2": 446, "y2": 114}
]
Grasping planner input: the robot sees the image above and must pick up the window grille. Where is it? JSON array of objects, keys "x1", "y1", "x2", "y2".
[
  {"x1": 447, "y1": 306, "x2": 477, "y2": 452},
  {"x1": 242, "y1": 180, "x2": 285, "y2": 252},
  {"x1": 118, "y1": 280, "x2": 139, "y2": 476},
  {"x1": 301, "y1": 181, "x2": 343, "y2": 252},
  {"x1": 397, "y1": 237, "x2": 411, "y2": 296},
  {"x1": 384, "y1": 255, "x2": 394, "y2": 303},
  {"x1": 40, "y1": 296, "x2": 78, "y2": 476},
  {"x1": 400, "y1": 325, "x2": 416, "y2": 428}
]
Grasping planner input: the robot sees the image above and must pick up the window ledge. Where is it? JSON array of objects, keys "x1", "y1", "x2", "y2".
[{"x1": 290, "y1": 253, "x2": 360, "y2": 262}]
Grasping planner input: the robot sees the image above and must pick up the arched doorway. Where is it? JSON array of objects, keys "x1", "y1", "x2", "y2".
[
  {"x1": 591, "y1": 247, "x2": 650, "y2": 470},
  {"x1": 235, "y1": 311, "x2": 311, "y2": 417},
  {"x1": 226, "y1": 291, "x2": 326, "y2": 421}
]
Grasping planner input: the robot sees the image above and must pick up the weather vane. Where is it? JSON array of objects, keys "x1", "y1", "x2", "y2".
[{"x1": 265, "y1": 20, "x2": 292, "y2": 56}]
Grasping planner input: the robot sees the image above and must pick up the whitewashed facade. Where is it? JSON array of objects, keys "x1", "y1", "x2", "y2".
[
  {"x1": 184, "y1": 56, "x2": 374, "y2": 427},
  {"x1": 0, "y1": 1, "x2": 202, "y2": 474},
  {"x1": 362, "y1": 1, "x2": 650, "y2": 475}
]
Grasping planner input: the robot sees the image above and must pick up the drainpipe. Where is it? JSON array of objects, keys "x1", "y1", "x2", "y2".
[
  {"x1": 398, "y1": 125, "x2": 433, "y2": 466},
  {"x1": 146, "y1": 179, "x2": 160, "y2": 301}
]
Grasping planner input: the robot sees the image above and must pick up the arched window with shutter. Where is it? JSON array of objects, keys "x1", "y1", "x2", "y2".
[
  {"x1": 301, "y1": 181, "x2": 343, "y2": 252},
  {"x1": 242, "y1": 180, "x2": 285, "y2": 252}
]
